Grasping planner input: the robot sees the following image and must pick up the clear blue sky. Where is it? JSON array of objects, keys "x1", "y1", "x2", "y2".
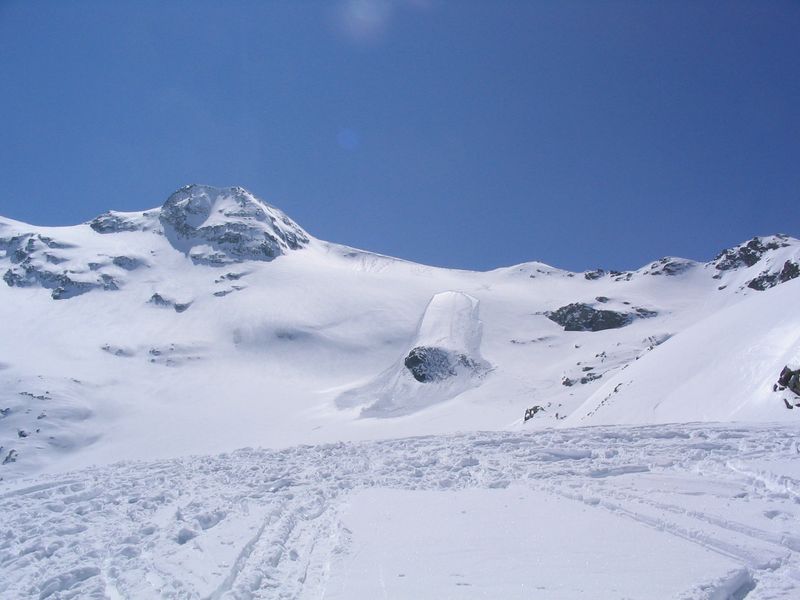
[{"x1": 1, "y1": 1, "x2": 798, "y2": 271}]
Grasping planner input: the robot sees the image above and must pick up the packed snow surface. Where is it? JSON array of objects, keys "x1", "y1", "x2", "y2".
[{"x1": 2, "y1": 423, "x2": 799, "y2": 599}]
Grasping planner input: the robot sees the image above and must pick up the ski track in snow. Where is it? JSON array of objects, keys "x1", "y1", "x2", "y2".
[{"x1": 2, "y1": 423, "x2": 800, "y2": 599}]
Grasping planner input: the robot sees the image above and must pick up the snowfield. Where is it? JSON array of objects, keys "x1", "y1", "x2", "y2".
[
  {"x1": 2, "y1": 423, "x2": 800, "y2": 599},
  {"x1": 2, "y1": 185, "x2": 800, "y2": 598}
]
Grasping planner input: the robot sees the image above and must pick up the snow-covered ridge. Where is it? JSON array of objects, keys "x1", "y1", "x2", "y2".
[
  {"x1": 0, "y1": 185, "x2": 798, "y2": 300},
  {"x1": 0, "y1": 185, "x2": 314, "y2": 299}
]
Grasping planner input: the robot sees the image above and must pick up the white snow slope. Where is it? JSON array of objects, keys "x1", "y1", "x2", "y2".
[
  {"x1": 567, "y1": 277, "x2": 800, "y2": 426},
  {"x1": 1, "y1": 185, "x2": 800, "y2": 598}
]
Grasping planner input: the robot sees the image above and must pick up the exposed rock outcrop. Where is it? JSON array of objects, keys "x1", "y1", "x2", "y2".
[
  {"x1": 147, "y1": 293, "x2": 192, "y2": 313},
  {"x1": 404, "y1": 346, "x2": 481, "y2": 383},
  {"x1": 713, "y1": 236, "x2": 791, "y2": 271},
  {"x1": 709, "y1": 235, "x2": 800, "y2": 291},
  {"x1": 89, "y1": 211, "x2": 153, "y2": 234},
  {"x1": 546, "y1": 303, "x2": 657, "y2": 332},
  {"x1": 159, "y1": 185, "x2": 310, "y2": 265},
  {"x1": 644, "y1": 257, "x2": 696, "y2": 276},
  {"x1": 1, "y1": 233, "x2": 119, "y2": 299},
  {"x1": 746, "y1": 260, "x2": 800, "y2": 291}
]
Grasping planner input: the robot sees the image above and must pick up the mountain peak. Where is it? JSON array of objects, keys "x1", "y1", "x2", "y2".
[
  {"x1": 712, "y1": 234, "x2": 795, "y2": 271},
  {"x1": 709, "y1": 234, "x2": 800, "y2": 292},
  {"x1": 159, "y1": 184, "x2": 310, "y2": 265},
  {"x1": 162, "y1": 185, "x2": 268, "y2": 228}
]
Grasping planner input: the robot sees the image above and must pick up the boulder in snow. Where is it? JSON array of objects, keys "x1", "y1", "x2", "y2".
[
  {"x1": 546, "y1": 303, "x2": 656, "y2": 332},
  {"x1": 337, "y1": 291, "x2": 490, "y2": 417}
]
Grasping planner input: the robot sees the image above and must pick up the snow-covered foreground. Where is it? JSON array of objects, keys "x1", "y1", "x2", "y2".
[{"x1": 3, "y1": 423, "x2": 800, "y2": 599}]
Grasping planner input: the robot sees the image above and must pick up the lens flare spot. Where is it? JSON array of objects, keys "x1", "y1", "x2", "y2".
[{"x1": 337, "y1": 128, "x2": 361, "y2": 151}]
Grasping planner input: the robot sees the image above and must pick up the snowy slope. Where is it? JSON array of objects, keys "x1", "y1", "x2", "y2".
[
  {"x1": 1, "y1": 185, "x2": 799, "y2": 481},
  {"x1": 567, "y1": 278, "x2": 800, "y2": 426}
]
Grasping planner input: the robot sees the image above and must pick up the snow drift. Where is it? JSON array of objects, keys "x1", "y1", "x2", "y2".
[{"x1": 337, "y1": 291, "x2": 490, "y2": 417}]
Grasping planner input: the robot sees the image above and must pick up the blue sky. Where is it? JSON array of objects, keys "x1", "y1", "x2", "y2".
[{"x1": 1, "y1": 0, "x2": 798, "y2": 271}]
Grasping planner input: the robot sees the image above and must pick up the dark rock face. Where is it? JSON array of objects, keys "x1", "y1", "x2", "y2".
[
  {"x1": 781, "y1": 260, "x2": 800, "y2": 282},
  {"x1": 51, "y1": 277, "x2": 109, "y2": 300},
  {"x1": 584, "y1": 269, "x2": 632, "y2": 281},
  {"x1": 159, "y1": 185, "x2": 310, "y2": 266},
  {"x1": 112, "y1": 256, "x2": 145, "y2": 271},
  {"x1": 89, "y1": 211, "x2": 145, "y2": 234},
  {"x1": 546, "y1": 303, "x2": 657, "y2": 332},
  {"x1": 646, "y1": 257, "x2": 695, "y2": 276},
  {"x1": 1, "y1": 233, "x2": 72, "y2": 264},
  {"x1": 404, "y1": 346, "x2": 479, "y2": 383},
  {"x1": 213, "y1": 285, "x2": 245, "y2": 298},
  {"x1": 4, "y1": 263, "x2": 57, "y2": 288},
  {"x1": 563, "y1": 371, "x2": 604, "y2": 386},
  {"x1": 580, "y1": 372, "x2": 603, "y2": 384},
  {"x1": 1, "y1": 233, "x2": 118, "y2": 299},
  {"x1": 713, "y1": 236, "x2": 790, "y2": 271},
  {"x1": 4, "y1": 263, "x2": 117, "y2": 300},
  {"x1": 584, "y1": 269, "x2": 606, "y2": 281},
  {"x1": 215, "y1": 272, "x2": 247, "y2": 283},
  {"x1": 148, "y1": 293, "x2": 172, "y2": 308},
  {"x1": 147, "y1": 293, "x2": 192, "y2": 313},
  {"x1": 746, "y1": 260, "x2": 800, "y2": 291},
  {"x1": 2, "y1": 449, "x2": 17, "y2": 465},
  {"x1": 4, "y1": 266, "x2": 116, "y2": 299},
  {"x1": 523, "y1": 405, "x2": 544, "y2": 422},
  {"x1": 547, "y1": 303, "x2": 633, "y2": 332}
]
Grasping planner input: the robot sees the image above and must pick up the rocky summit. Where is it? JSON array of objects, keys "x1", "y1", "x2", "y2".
[{"x1": 159, "y1": 185, "x2": 310, "y2": 265}]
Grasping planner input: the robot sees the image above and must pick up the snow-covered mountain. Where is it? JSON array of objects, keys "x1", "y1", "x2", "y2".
[
  {"x1": 3, "y1": 184, "x2": 800, "y2": 600},
  {"x1": 1, "y1": 184, "x2": 799, "y2": 480}
]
